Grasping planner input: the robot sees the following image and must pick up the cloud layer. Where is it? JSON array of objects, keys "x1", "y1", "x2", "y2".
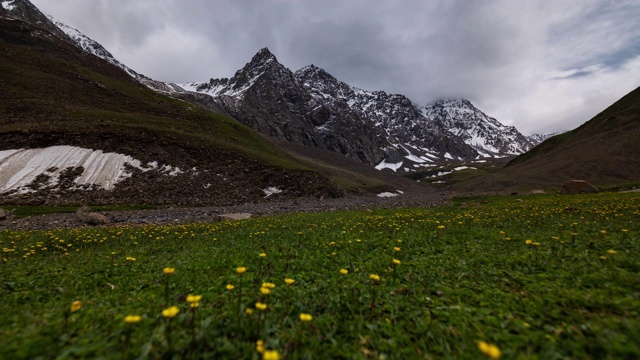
[{"x1": 31, "y1": 0, "x2": 640, "y2": 135}]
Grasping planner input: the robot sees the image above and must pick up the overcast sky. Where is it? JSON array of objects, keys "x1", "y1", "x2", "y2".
[{"x1": 31, "y1": 0, "x2": 640, "y2": 135}]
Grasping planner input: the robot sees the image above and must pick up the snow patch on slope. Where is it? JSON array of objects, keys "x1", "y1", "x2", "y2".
[
  {"x1": 0, "y1": 146, "x2": 181, "y2": 195},
  {"x1": 1, "y1": 1, "x2": 16, "y2": 11}
]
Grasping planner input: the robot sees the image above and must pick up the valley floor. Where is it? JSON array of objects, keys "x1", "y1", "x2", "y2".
[{"x1": 0, "y1": 192, "x2": 449, "y2": 231}]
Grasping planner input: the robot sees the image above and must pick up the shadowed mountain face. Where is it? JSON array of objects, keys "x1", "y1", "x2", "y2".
[
  {"x1": 452, "y1": 85, "x2": 640, "y2": 192},
  {"x1": 183, "y1": 49, "x2": 536, "y2": 170}
]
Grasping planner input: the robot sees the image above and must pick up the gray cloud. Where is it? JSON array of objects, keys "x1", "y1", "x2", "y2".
[{"x1": 31, "y1": 0, "x2": 640, "y2": 135}]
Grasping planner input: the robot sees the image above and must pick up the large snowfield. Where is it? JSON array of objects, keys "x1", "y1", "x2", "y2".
[{"x1": 0, "y1": 146, "x2": 180, "y2": 195}]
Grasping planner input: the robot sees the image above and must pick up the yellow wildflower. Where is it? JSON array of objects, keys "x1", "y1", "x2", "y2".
[
  {"x1": 162, "y1": 306, "x2": 180, "y2": 318},
  {"x1": 226, "y1": 284, "x2": 235, "y2": 291},
  {"x1": 186, "y1": 294, "x2": 202, "y2": 304},
  {"x1": 438, "y1": 225, "x2": 445, "y2": 229},
  {"x1": 340, "y1": 268, "x2": 348, "y2": 275},
  {"x1": 525, "y1": 239, "x2": 533, "y2": 245},
  {"x1": 256, "y1": 302, "x2": 267, "y2": 311},
  {"x1": 126, "y1": 256, "x2": 136, "y2": 261},
  {"x1": 70, "y1": 300, "x2": 82, "y2": 313},
  {"x1": 599, "y1": 255, "x2": 607, "y2": 260},
  {"x1": 477, "y1": 340, "x2": 501, "y2": 359},
  {"x1": 190, "y1": 302, "x2": 200, "y2": 308},
  {"x1": 263, "y1": 350, "x2": 281, "y2": 360},
  {"x1": 300, "y1": 313, "x2": 313, "y2": 321},
  {"x1": 370, "y1": 274, "x2": 380, "y2": 281},
  {"x1": 393, "y1": 247, "x2": 401, "y2": 252},
  {"x1": 246, "y1": 308, "x2": 254, "y2": 315},
  {"x1": 284, "y1": 278, "x2": 295, "y2": 285},
  {"x1": 393, "y1": 259, "x2": 401, "y2": 265},
  {"x1": 236, "y1": 267, "x2": 247, "y2": 274},
  {"x1": 260, "y1": 287, "x2": 271, "y2": 295},
  {"x1": 600, "y1": 230, "x2": 607, "y2": 235},
  {"x1": 259, "y1": 253, "x2": 267, "y2": 258},
  {"x1": 607, "y1": 249, "x2": 617, "y2": 255},
  {"x1": 163, "y1": 267, "x2": 175, "y2": 275},
  {"x1": 262, "y1": 282, "x2": 276, "y2": 289},
  {"x1": 256, "y1": 340, "x2": 265, "y2": 353},
  {"x1": 124, "y1": 315, "x2": 142, "y2": 323}
]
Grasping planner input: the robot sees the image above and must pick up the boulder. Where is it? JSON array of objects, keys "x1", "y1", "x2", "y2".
[
  {"x1": 558, "y1": 180, "x2": 598, "y2": 194},
  {"x1": 85, "y1": 212, "x2": 110, "y2": 226}
]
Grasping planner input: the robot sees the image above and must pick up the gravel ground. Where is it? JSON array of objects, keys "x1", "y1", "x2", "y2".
[{"x1": 0, "y1": 193, "x2": 450, "y2": 231}]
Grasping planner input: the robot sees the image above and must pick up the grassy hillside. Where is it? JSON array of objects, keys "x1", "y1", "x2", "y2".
[
  {"x1": 0, "y1": 18, "x2": 348, "y2": 205},
  {"x1": 1, "y1": 192, "x2": 638, "y2": 358},
  {"x1": 453, "y1": 86, "x2": 640, "y2": 193}
]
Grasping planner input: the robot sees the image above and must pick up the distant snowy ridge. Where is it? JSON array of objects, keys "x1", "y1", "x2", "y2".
[
  {"x1": 47, "y1": 16, "x2": 185, "y2": 93},
  {"x1": 527, "y1": 132, "x2": 562, "y2": 145},
  {"x1": 0, "y1": 146, "x2": 182, "y2": 195}
]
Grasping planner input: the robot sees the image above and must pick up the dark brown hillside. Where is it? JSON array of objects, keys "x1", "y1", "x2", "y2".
[{"x1": 452, "y1": 85, "x2": 640, "y2": 192}]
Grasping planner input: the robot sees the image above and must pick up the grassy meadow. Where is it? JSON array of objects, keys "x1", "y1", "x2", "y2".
[{"x1": 1, "y1": 192, "x2": 639, "y2": 359}]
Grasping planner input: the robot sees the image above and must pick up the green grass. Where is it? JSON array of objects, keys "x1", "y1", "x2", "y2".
[{"x1": 1, "y1": 193, "x2": 639, "y2": 359}]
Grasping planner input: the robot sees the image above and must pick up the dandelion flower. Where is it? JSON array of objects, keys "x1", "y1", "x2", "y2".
[
  {"x1": 259, "y1": 253, "x2": 267, "y2": 258},
  {"x1": 477, "y1": 340, "x2": 501, "y2": 359},
  {"x1": 393, "y1": 259, "x2": 401, "y2": 265},
  {"x1": 162, "y1": 306, "x2": 180, "y2": 318},
  {"x1": 393, "y1": 247, "x2": 401, "y2": 252},
  {"x1": 600, "y1": 230, "x2": 607, "y2": 235},
  {"x1": 438, "y1": 225, "x2": 445, "y2": 230},
  {"x1": 236, "y1": 267, "x2": 247, "y2": 274},
  {"x1": 256, "y1": 340, "x2": 265, "y2": 353},
  {"x1": 260, "y1": 287, "x2": 271, "y2": 295},
  {"x1": 190, "y1": 302, "x2": 200, "y2": 308},
  {"x1": 525, "y1": 239, "x2": 533, "y2": 245},
  {"x1": 599, "y1": 256, "x2": 607, "y2": 260},
  {"x1": 607, "y1": 249, "x2": 617, "y2": 255},
  {"x1": 340, "y1": 268, "x2": 348, "y2": 275},
  {"x1": 263, "y1": 350, "x2": 281, "y2": 360},
  {"x1": 256, "y1": 302, "x2": 267, "y2": 311},
  {"x1": 226, "y1": 284, "x2": 235, "y2": 291},
  {"x1": 300, "y1": 313, "x2": 313, "y2": 321},
  {"x1": 370, "y1": 274, "x2": 380, "y2": 281},
  {"x1": 186, "y1": 294, "x2": 202, "y2": 304},
  {"x1": 70, "y1": 300, "x2": 82, "y2": 312},
  {"x1": 285, "y1": 278, "x2": 295, "y2": 285},
  {"x1": 163, "y1": 267, "x2": 175, "y2": 275},
  {"x1": 124, "y1": 315, "x2": 142, "y2": 323},
  {"x1": 262, "y1": 282, "x2": 276, "y2": 289},
  {"x1": 126, "y1": 256, "x2": 136, "y2": 261},
  {"x1": 246, "y1": 308, "x2": 254, "y2": 315}
]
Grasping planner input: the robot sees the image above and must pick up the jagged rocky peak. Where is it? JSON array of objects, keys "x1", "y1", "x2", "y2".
[
  {"x1": 295, "y1": 64, "x2": 336, "y2": 83},
  {"x1": 1, "y1": 0, "x2": 73, "y2": 42}
]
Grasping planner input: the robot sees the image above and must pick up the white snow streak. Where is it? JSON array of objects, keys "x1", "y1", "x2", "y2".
[{"x1": 375, "y1": 159, "x2": 403, "y2": 172}]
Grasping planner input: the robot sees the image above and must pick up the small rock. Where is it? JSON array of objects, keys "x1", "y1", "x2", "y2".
[
  {"x1": 76, "y1": 205, "x2": 92, "y2": 215},
  {"x1": 0, "y1": 208, "x2": 8, "y2": 221},
  {"x1": 85, "y1": 212, "x2": 110, "y2": 226},
  {"x1": 364, "y1": 209, "x2": 372, "y2": 213},
  {"x1": 220, "y1": 213, "x2": 252, "y2": 221}
]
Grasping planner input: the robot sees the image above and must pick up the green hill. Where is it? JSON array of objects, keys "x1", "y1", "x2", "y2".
[
  {"x1": 453, "y1": 85, "x2": 640, "y2": 193},
  {"x1": 0, "y1": 18, "x2": 343, "y2": 205}
]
